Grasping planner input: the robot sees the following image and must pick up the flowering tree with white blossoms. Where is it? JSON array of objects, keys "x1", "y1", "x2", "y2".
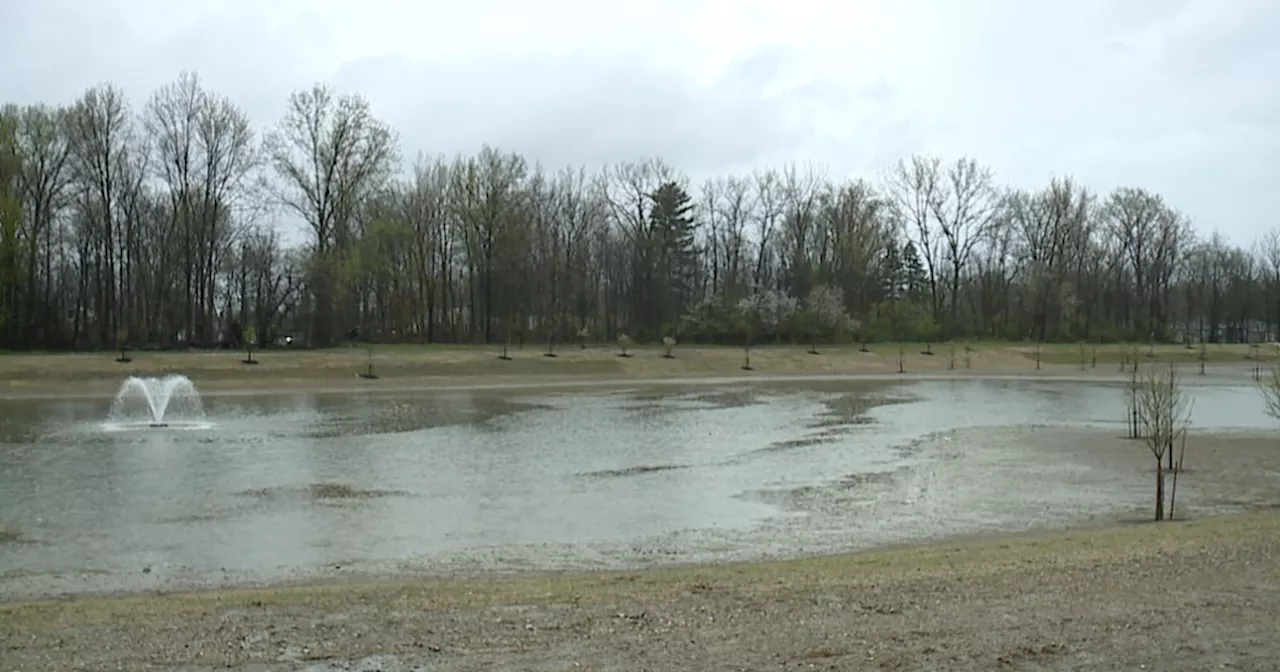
[
  {"x1": 735, "y1": 288, "x2": 798, "y2": 369},
  {"x1": 801, "y1": 284, "x2": 852, "y2": 354},
  {"x1": 736, "y1": 288, "x2": 799, "y2": 342}
]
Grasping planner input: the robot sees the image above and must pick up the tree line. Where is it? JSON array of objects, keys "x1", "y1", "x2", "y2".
[{"x1": 1, "y1": 71, "x2": 1276, "y2": 351}]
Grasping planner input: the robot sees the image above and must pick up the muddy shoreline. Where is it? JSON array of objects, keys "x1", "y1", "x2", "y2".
[
  {"x1": 4, "y1": 510, "x2": 1279, "y2": 671},
  {"x1": 0, "y1": 366, "x2": 1261, "y2": 402}
]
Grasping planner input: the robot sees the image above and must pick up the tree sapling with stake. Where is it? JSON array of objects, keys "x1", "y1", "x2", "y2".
[
  {"x1": 1254, "y1": 352, "x2": 1280, "y2": 421},
  {"x1": 115, "y1": 328, "x2": 131, "y2": 363},
  {"x1": 358, "y1": 347, "x2": 378, "y2": 380},
  {"x1": 1136, "y1": 363, "x2": 1191, "y2": 521},
  {"x1": 242, "y1": 323, "x2": 258, "y2": 364}
]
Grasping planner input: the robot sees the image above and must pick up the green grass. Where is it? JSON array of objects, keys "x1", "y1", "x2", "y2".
[{"x1": 1030, "y1": 342, "x2": 1276, "y2": 366}]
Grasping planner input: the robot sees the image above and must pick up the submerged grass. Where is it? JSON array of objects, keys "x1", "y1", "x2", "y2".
[{"x1": 237, "y1": 483, "x2": 407, "y2": 501}]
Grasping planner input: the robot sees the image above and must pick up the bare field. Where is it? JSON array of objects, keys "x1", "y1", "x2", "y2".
[
  {"x1": 0, "y1": 342, "x2": 1265, "y2": 396},
  {"x1": 3, "y1": 511, "x2": 1278, "y2": 671}
]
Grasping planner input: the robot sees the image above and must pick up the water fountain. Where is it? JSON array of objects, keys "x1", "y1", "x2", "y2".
[{"x1": 106, "y1": 374, "x2": 209, "y2": 429}]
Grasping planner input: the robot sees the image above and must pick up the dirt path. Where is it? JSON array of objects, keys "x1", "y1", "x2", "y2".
[{"x1": 3, "y1": 511, "x2": 1278, "y2": 671}]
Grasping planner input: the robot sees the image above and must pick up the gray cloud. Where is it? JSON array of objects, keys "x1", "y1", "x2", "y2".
[
  {"x1": 329, "y1": 46, "x2": 878, "y2": 178},
  {"x1": 1, "y1": 0, "x2": 1277, "y2": 243}
]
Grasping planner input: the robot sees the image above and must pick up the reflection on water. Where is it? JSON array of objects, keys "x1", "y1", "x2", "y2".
[{"x1": 0, "y1": 376, "x2": 1272, "y2": 596}]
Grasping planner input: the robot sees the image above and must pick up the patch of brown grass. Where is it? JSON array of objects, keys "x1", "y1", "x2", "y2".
[{"x1": 0, "y1": 343, "x2": 1111, "y2": 396}]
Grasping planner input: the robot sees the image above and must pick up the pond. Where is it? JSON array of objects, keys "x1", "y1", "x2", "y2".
[{"x1": 0, "y1": 375, "x2": 1275, "y2": 599}]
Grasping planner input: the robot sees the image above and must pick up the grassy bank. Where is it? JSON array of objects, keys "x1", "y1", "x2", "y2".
[
  {"x1": 3, "y1": 510, "x2": 1278, "y2": 670},
  {"x1": 0, "y1": 341, "x2": 1268, "y2": 395}
]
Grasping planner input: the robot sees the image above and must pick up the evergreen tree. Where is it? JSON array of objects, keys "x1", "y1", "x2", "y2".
[
  {"x1": 901, "y1": 241, "x2": 928, "y2": 304},
  {"x1": 880, "y1": 243, "x2": 904, "y2": 300},
  {"x1": 649, "y1": 181, "x2": 696, "y2": 334}
]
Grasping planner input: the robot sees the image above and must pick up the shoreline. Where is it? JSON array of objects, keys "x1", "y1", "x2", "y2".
[
  {"x1": 0, "y1": 348, "x2": 1262, "y2": 400},
  {"x1": 4, "y1": 509, "x2": 1278, "y2": 670},
  {"x1": 1, "y1": 506, "x2": 1270, "y2": 608},
  {"x1": 4, "y1": 501, "x2": 1272, "y2": 608}
]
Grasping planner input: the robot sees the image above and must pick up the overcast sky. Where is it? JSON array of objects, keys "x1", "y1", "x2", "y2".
[{"x1": 3, "y1": 0, "x2": 1277, "y2": 245}]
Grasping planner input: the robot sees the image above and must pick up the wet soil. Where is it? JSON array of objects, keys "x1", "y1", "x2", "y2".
[{"x1": 3, "y1": 510, "x2": 1278, "y2": 671}]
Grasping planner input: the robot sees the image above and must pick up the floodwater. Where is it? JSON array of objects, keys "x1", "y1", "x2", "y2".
[{"x1": 1, "y1": 375, "x2": 1277, "y2": 600}]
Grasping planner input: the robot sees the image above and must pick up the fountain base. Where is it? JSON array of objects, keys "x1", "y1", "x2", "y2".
[{"x1": 148, "y1": 422, "x2": 170, "y2": 428}]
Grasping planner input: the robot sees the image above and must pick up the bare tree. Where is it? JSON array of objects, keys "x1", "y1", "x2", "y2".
[
  {"x1": 883, "y1": 155, "x2": 944, "y2": 325},
  {"x1": 65, "y1": 83, "x2": 135, "y2": 347},
  {"x1": 9, "y1": 78, "x2": 1280, "y2": 360},
  {"x1": 452, "y1": 146, "x2": 527, "y2": 343},
  {"x1": 930, "y1": 157, "x2": 998, "y2": 336},
  {"x1": 145, "y1": 71, "x2": 259, "y2": 344},
  {"x1": 1259, "y1": 230, "x2": 1280, "y2": 337},
  {"x1": 264, "y1": 83, "x2": 398, "y2": 346},
  {"x1": 11, "y1": 104, "x2": 72, "y2": 345},
  {"x1": 777, "y1": 161, "x2": 826, "y2": 300},
  {"x1": 750, "y1": 168, "x2": 784, "y2": 290},
  {"x1": 599, "y1": 158, "x2": 681, "y2": 336},
  {"x1": 1102, "y1": 188, "x2": 1189, "y2": 339},
  {"x1": 0, "y1": 109, "x2": 20, "y2": 342},
  {"x1": 699, "y1": 175, "x2": 751, "y2": 299},
  {"x1": 1010, "y1": 177, "x2": 1093, "y2": 340}
]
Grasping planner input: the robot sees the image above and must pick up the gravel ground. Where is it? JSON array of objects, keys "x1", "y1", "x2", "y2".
[{"x1": 4, "y1": 510, "x2": 1278, "y2": 672}]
